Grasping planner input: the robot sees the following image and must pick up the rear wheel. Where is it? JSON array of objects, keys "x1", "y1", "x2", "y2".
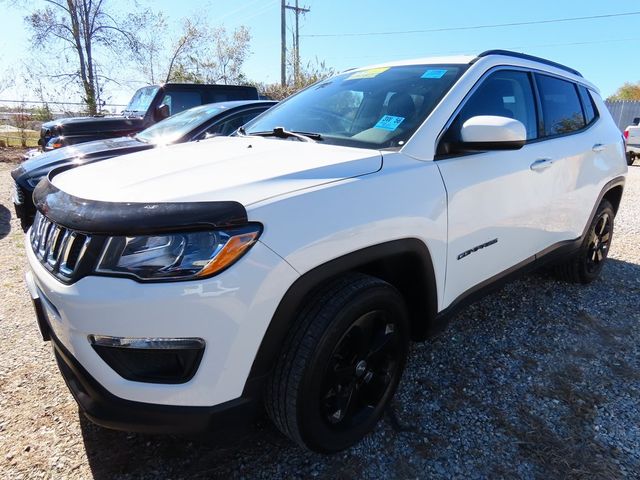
[
  {"x1": 555, "y1": 199, "x2": 614, "y2": 284},
  {"x1": 627, "y1": 152, "x2": 635, "y2": 166},
  {"x1": 265, "y1": 273, "x2": 409, "y2": 452}
]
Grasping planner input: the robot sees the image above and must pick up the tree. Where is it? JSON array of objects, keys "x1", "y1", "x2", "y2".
[
  {"x1": 25, "y1": 0, "x2": 142, "y2": 115},
  {"x1": 255, "y1": 57, "x2": 335, "y2": 100},
  {"x1": 134, "y1": 19, "x2": 250, "y2": 86},
  {"x1": 169, "y1": 26, "x2": 252, "y2": 85},
  {"x1": 0, "y1": 71, "x2": 13, "y2": 95},
  {"x1": 607, "y1": 82, "x2": 640, "y2": 101},
  {"x1": 197, "y1": 26, "x2": 251, "y2": 85},
  {"x1": 133, "y1": 14, "x2": 204, "y2": 85}
]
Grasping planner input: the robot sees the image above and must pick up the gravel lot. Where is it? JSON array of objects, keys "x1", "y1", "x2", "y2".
[{"x1": 1, "y1": 149, "x2": 639, "y2": 479}]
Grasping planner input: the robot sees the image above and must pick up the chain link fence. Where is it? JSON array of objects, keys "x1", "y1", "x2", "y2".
[{"x1": 0, "y1": 99, "x2": 126, "y2": 147}]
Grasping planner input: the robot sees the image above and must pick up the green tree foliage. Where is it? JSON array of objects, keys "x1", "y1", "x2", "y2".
[{"x1": 607, "y1": 82, "x2": 640, "y2": 101}]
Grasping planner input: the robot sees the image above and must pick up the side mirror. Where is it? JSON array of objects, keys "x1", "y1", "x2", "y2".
[
  {"x1": 457, "y1": 115, "x2": 527, "y2": 151},
  {"x1": 154, "y1": 104, "x2": 170, "y2": 121},
  {"x1": 633, "y1": 117, "x2": 640, "y2": 126}
]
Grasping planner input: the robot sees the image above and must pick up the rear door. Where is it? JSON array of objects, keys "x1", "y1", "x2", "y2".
[
  {"x1": 533, "y1": 75, "x2": 614, "y2": 244},
  {"x1": 436, "y1": 69, "x2": 556, "y2": 307}
]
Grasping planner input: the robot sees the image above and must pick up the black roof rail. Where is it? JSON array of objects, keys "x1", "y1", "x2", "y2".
[{"x1": 472, "y1": 50, "x2": 583, "y2": 78}]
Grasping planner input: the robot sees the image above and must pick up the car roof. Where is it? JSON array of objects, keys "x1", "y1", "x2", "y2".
[{"x1": 344, "y1": 50, "x2": 595, "y2": 91}]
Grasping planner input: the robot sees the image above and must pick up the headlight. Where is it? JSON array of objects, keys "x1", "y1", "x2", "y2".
[
  {"x1": 96, "y1": 225, "x2": 261, "y2": 281},
  {"x1": 46, "y1": 136, "x2": 64, "y2": 149}
]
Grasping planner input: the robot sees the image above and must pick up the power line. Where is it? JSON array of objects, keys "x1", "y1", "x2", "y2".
[
  {"x1": 322, "y1": 36, "x2": 640, "y2": 61},
  {"x1": 303, "y1": 11, "x2": 640, "y2": 38}
]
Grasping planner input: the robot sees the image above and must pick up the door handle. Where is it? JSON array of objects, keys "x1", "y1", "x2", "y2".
[
  {"x1": 530, "y1": 158, "x2": 553, "y2": 171},
  {"x1": 592, "y1": 143, "x2": 606, "y2": 153}
]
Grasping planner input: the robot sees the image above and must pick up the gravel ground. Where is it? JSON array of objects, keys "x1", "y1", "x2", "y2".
[{"x1": 1, "y1": 150, "x2": 639, "y2": 479}]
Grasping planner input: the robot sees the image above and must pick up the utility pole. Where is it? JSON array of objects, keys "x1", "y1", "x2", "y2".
[
  {"x1": 281, "y1": 1, "x2": 310, "y2": 86},
  {"x1": 281, "y1": 0, "x2": 286, "y2": 86}
]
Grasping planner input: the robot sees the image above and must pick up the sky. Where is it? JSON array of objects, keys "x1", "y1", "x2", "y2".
[{"x1": 1, "y1": 0, "x2": 639, "y2": 106}]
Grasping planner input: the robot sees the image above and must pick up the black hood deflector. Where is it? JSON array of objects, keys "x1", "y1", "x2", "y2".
[{"x1": 33, "y1": 172, "x2": 248, "y2": 235}]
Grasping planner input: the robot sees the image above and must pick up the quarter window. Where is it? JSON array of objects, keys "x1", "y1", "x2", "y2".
[
  {"x1": 578, "y1": 85, "x2": 598, "y2": 125},
  {"x1": 536, "y1": 75, "x2": 585, "y2": 136}
]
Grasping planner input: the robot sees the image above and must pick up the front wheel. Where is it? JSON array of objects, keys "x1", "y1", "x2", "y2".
[
  {"x1": 265, "y1": 273, "x2": 410, "y2": 452},
  {"x1": 555, "y1": 199, "x2": 615, "y2": 284}
]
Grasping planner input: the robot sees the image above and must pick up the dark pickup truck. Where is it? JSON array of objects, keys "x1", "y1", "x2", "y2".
[{"x1": 39, "y1": 83, "x2": 259, "y2": 150}]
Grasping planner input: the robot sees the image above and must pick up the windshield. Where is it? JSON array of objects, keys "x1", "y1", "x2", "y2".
[
  {"x1": 243, "y1": 64, "x2": 465, "y2": 149},
  {"x1": 135, "y1": 103, "x2": 226, "y2": 144},
  {"x1": 124, "y1": 86, "x2": 159, "y2": 115}
]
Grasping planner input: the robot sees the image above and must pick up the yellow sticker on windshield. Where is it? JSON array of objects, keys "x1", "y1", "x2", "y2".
[{"x1": 347, "y1": 67, "x2": 389, "y2": 80}]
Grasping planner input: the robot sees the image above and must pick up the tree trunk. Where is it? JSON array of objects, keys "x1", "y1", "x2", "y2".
[{"x1": 66, "y1": 0, "x2": 97, "y2": 115}]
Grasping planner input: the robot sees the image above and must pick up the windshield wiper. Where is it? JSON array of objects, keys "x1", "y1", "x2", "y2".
[{"x1": 240, "y1": 126, "x2": 322, "y2": 142}]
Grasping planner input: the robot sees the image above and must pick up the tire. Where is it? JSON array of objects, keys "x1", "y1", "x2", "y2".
[
  {"x1": 555, "y1": 199, "x2": 615, "y2": 284},
  {"x1": 265, "y1": 272, "x2": 410, "y2": 452},
  {"x1": 627, "y1": 152, "x2": 634, "y2": 166}
]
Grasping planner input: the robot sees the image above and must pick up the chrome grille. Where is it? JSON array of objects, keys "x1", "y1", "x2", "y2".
[
  {"x1": 12, "y1": 180, "x2": 24, "y2": 205},
  {"x1": 30, "y1": 212, "x2": 92, "y2": 281}
]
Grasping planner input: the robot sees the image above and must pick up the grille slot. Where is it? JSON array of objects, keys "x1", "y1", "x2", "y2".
[
  {"x1": 12, "y1": 181, "x2": 25, "y2": 205},
  {"x1": 30, "y1": 212, "x2": 93, "y2": 282}
]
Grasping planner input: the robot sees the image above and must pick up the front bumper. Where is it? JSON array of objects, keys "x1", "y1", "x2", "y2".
[
  {"x1": 49, "y1": 310, "x2": 257, "y2": 434},
  {"x1": 25, "y1": 237, "x2": 299, "y2": 415}
]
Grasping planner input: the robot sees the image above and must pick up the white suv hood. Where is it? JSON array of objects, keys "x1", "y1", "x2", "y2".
[{"x1": 51, "y1": 136, "x2": 382, "y2": 205}]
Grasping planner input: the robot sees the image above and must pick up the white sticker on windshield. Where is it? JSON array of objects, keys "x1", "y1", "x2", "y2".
[{"x1": 374, "y1": 115, "x2": 405, "y2": 131}]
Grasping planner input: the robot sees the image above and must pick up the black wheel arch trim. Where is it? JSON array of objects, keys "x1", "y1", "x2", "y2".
[
  {"x1": 247, "y1": 175, "x2": 626, "y2": 389},
  {"x1": 33, "y1": 167, "x2": 248, "y2": 235},
  {"x1": 245, "y1": 238, "x2": 439, "y2": 384}
]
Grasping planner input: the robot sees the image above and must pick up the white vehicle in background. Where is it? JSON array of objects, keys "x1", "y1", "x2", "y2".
[
  {"x1": 24, "y1": 50, "x2": 626, "y2": 453},
  {"x1": 624, "y1": 117, "x2": 640, "y2": 165}
]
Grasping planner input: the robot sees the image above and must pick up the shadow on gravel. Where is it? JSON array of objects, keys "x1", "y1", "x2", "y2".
[
  {"x1": 0, "y1": 204, "x2": 11, "y2": 239},
  {"x1": 79, "y1": 258, "x2": 640, "y2": 479}
]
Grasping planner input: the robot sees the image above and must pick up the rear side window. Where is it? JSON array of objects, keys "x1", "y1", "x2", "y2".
[
  {"x1": 536, "y1": 75, "x2": 585, "y2": 136},
  {"x1": 160, "y1": 91, "x2": 203, "y2": 115},
  {"x1": 578, "y1": 85, "x2": 598, "y2": 125},
  {"x1": 204, "y1": 89, "x2": 257, "y2": 103}
]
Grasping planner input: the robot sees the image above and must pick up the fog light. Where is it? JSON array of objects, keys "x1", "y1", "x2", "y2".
[{"x1": 88, "y1": 335, "x2": 205, "y2": 384}]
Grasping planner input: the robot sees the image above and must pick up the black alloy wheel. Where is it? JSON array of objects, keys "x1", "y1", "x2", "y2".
[
  {"x1": 586, "y1": 211, "x2": 612, "y2": 274},
  {"x1": 321, "y1": 310, "x2": 403, "y2": 430},
  {"x1": 265, "y1": 273, "x2": 410, "y2": 452},
  {"x1": 555, "y1": 199, "x2": 615, "y2": 284}
]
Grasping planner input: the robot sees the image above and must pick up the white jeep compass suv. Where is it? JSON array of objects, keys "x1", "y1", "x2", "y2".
[{"x1": 25, "y1": 50, "x2": 627, "y2": 452}]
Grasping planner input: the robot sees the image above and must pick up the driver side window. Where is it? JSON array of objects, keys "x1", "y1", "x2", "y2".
[{"x1": 442, "y1": 70, "x2": 538, "y2": 153}]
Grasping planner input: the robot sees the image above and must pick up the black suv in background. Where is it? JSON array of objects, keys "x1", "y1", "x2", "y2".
[
  {"x1": 13, "y1": 100, "x2": 276, "y2": 230},
  {"x1": 39, "y1": 83, "x2": 259, "y2": 150}
]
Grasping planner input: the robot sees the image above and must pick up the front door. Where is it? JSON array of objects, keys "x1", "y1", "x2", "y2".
[{"x1": 436, "y1": 69, "x2": 555, "y2": 308}]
